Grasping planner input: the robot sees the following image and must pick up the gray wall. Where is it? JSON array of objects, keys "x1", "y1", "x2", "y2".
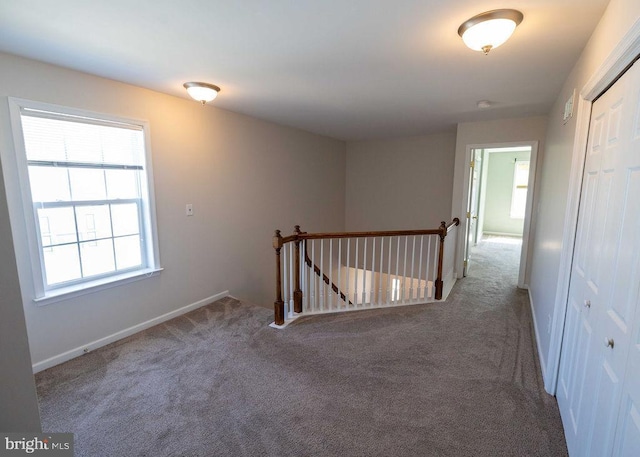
[
  {"x1": 0, "y1": 52, "x2": 346, "y2": 369},
  {"x1": 345, "y1": 130, "x2": 457, "y2": 231},
  {"x1": 528, "y1": 0, "x2": 640, "y2": 379},
  {"x1": 0, "y1": 159, "x2": 41, "y2": 431},
  {"x1": 483, "y1": 150, "x2": 530, "y2": 236}
]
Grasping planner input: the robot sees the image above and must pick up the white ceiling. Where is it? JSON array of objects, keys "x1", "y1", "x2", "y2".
[{"x1": 0, "y1": 0, "x2": 609, "y2": 141}]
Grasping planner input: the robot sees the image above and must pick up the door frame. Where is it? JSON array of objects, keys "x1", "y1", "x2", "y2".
[
  {"x1": 462, "y1": 148, "x2": 482, "y2": 277},
  {"x1": 545, "y1": 21, "x2": 640, "y2": 395},
  {"x1": 458, "y1": 141, "x2": 538, "y2": 289}
]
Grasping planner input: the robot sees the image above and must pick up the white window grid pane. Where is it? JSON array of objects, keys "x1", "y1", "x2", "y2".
[
  {"x1": 43, "y1": 244, "x2": 82, "y2": 285},
  {"x1": 114, "y1": 235, "x2": 143, "y2": 270},
  {"x1": 80, "y1": 239, "x2": 116, "y2": 277},
  {"x1": 105, "y1": 169, "x2": 142, "y2": 200},
  {"x1": 75, "y1": 205, "x2": 112, "y2": 241},
  {"x1": 69, "y1": 168, "x2": 107, "y2": 201},
  {"x1": 28, "y1": 166, "x2": 71, "y2": 202},
  {"x1": 111, "y1": 203, "x2": 141, "y2": 237},
  {"x1": 510, "y1": 160, "x2": 530, "y2": 219},
  {"x1": 37, "y1": 207, "x2": 77, "y2": 247}
]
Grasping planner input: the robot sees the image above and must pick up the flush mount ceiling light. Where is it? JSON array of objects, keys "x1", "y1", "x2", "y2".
[
  {"x1": 183, "y1": 82, "x2": 221, "y2": 105},
  {"x1": 458, "y1": 9, "x2": 523, "y2": 55}
]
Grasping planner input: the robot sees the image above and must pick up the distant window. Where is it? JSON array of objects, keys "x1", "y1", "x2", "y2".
[
  {"x1": 510, "y1": 160, "x2": 529, "y2": 219},
  {"x1": 8, "y1": 98, "x2": 161, "y2": 301}
]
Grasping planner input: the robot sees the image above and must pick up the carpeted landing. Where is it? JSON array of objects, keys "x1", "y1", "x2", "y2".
[{"x1": 35, "y1": 237, "x2": 568, "y2": 456}]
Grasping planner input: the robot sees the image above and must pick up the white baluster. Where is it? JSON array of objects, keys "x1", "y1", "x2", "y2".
[
  {"x1": 378, "y1": 237, "x2": 384, "y2": 305},
  {"x1": 319, "y1": 239, "x2": 324, "y2": 311},
  {"x1": 410, "y1": 235, "x2": 416, "y2": 302},
  {"x1": 401, "y1": 236, "x2": 408, "y2": 303},
  {"x1": 289, "y1": 242, "x2": 294, "y2": 318},
  {"x1": 387, "y1": 236, "x2": 392, "y2": 303},
  {"x1": 427, "y1": 236, "x2": 432, "y2": 298},
  {"x1": 338, "y1": 239, "x2": 343, "y2": 309},
  {"x1": 283, "y1": 243, "x2": 289, "y2": 318},
  {"x1": 370, "y1": 237, "x2": 376, "y2": 307},
  {"x1": 329, "y1": 239, "x2": 334, "y2": 311},
  {"x1": 395, "y1": 237, "x2": 400, "y2": 303},
  {"x1": 431, "y1": 235, "x2": 440, "y2": 296},
  {"x1": 311, "y1": 239, "x2": 316, "y2": 312},
  {"x1": 418, "y1": 235, "x2": 424, "y2": 300},
  {"x1": 362, "y1": 237, "x2": 367, "y2": 306},
  {"x1": 288, "y1": 244, "x2": 294, "y2": 317},
  {"x1": 301, "y1": 240, "x2": 306, "y2": 313},
  {"x1": 354, "y1": 238, "x2": 360, "y2": 306},
  {"x1": 346, "y1": 238, "x2": 350, "y2": 308},
  {"x1": 306, "y1": 240, "x2": 311, "y2": 310}
]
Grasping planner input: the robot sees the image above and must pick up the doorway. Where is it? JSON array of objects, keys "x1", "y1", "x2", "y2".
[{"x1": 462, "y1": 142, "x2": 538, "y2": 288}]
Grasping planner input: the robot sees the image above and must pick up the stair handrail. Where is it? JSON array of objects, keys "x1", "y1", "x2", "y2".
[{"x1": 273, "y1": 218, "x2": 460, "y2": 325}]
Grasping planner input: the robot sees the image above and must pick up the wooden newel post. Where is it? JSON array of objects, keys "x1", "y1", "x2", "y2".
[
  {"x1": 273, "y1": 230, "x2": 285, "y2": 325},
  {"x1": 293, "y1": 225, "x2": 303, "y2": 313},
  {"x1": 435, "y1": 221, "x2": 447, "y2": 300}
]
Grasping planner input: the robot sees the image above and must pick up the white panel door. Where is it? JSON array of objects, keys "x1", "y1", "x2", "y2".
[
  {"x1": 612, "y1": 291, "x2": 640, "y2": 456},
  {"x1": 610, "y1": 58, "x2": 640, "y2": 457},
  {"x1": 557, "y1": 58, "x2": 640, "y2": 456},
  {"x1": 556, "y1": 94, "x2": 607, "y2": 456}
]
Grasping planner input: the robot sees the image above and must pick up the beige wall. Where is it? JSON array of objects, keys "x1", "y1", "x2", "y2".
[
  {"x1": 0, "y1": 52, "x2": 346, "y2": 368},
  {"x1": 528, "y1": 0, "x2": 640, "y2": 381},
  {"x1": 451, "y1": 116, "x2": 548, "y2": 282},
  {"x1": 345, "y1": 130, "x2": 457, "y2": 231},
  {"x1": 0, "y1": 160, "x2": 41, "y2": 431}
]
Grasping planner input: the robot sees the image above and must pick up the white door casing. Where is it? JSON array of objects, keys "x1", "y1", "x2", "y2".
[
  {"x1": 463, "y1": 149, "x2": 481, "y2": 276},
  {"x1": 457, "y1": 141, "x2": 538, "y2": 287},
  {"x1": 471, "y1": 148, "x2": 482, "y2": 246}
]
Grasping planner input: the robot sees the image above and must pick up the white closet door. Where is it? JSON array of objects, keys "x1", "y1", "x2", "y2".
[
  {"x1": 609, "y1": 59, "x2": 640, "y2": 457},
  {"x1": 613, "y1": 291, "x2": 640, "y2": 456},
  {"x1": 556, "y1": 79, "x2": 610, "y2": 456},
  {"x1": 557, "y1": 58, "x2": 640, "y2": 456}
]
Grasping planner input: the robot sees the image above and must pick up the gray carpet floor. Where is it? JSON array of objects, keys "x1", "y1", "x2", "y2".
[{"x1": 36, "y1": 237, "x2": 568, "y2": 456}]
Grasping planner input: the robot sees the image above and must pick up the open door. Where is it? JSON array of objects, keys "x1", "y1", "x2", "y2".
[{"x1": 463, "y1": 149, "x2": 482, "y2": 276}]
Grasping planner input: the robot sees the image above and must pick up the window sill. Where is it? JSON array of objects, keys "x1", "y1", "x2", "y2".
[{"x1": 33, "y1": 267, "x2": 163, "y2": 306}]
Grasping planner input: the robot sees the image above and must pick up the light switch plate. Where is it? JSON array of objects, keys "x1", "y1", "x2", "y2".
[{"x1": 563, "y1": 89, "x2": 576, "y2": 124}]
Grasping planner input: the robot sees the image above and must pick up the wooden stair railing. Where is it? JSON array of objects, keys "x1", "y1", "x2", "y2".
[{"x1": 272, "y1": 218, "x2": 460, "y2": 326}]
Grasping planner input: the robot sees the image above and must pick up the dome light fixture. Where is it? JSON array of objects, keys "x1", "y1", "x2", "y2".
[
  {"x1": 458, "y1": 9, "x2": 523, "y2": 55},
  {"x1": 183, "y1": 82, "x2": 221, "y2": 105}
]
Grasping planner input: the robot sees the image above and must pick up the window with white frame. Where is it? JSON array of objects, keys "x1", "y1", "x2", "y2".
[
  {"x1": 510, "y1": 159, "x2": 529, "y2": 219},
  {"x1": 8, "y1": 98, "x2": 161, "y2": 300}
]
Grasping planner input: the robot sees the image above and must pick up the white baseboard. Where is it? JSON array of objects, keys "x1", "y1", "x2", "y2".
[
  {"x1": 442, "y1": 270, "x2": 457, "y2": 301},
  {"x1": 527, "y1": 287, "x2": 546, "y2": 381},
  {"x1": 482, "y1": 231, "x2": 523, "y2": 238},
  {"x1": 32, "y1": 290, "x2": 229, "y2": 373}
]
